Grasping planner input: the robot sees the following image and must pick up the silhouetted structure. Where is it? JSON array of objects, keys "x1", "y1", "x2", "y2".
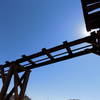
[
  {"x1": 81, "y1": 0, "x2": 100, "y2": 31},
  {"x1": 0, "y1": 0, "x2": 99, "y2": 100}
]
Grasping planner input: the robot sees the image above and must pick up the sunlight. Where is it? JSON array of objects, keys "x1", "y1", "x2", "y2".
[{"x1": 80, "y1": 26, "x2": 90, "y2": 37}]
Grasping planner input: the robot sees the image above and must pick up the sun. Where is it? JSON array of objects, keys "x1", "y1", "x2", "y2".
[
  {"x1": 80, "y1": 26, "x2": 90, "y2": 37},
  {"x1": 83, "y1": 28, "x2": 90, "y2": 36}
]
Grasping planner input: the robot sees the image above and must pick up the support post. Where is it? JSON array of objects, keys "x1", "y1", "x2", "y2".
[
  {"x1": 0, "y1": 63, "x2": 31, "y2": 100},
  {"x1": 0, "y1": 67, "x2": 14, "y2": 100}
]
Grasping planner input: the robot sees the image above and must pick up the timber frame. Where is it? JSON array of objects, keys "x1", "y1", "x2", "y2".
[
  {"x1": 0, "y1": 0, "x2": 100, "y2": 99},
  {"x1": 0, "y1": 30, "x2": 100, "y2": 100}
]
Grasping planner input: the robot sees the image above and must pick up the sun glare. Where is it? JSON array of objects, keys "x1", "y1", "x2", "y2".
[{"x1": 80, "y1": 26, "x2": 90, "y2": 37}]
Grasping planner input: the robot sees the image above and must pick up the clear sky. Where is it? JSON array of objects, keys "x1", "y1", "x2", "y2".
[{"x1": 0, "y1": 0, "x2": 100, "y2": 100}]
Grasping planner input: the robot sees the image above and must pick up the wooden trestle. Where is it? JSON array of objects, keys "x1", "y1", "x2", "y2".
[{"x1": 0, "y1": 30, "x2": 100, "y2": 100}]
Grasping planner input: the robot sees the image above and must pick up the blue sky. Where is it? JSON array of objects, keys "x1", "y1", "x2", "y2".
[{"x1": 0, "y1": 0, "x2": 100, "y2": 100}]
